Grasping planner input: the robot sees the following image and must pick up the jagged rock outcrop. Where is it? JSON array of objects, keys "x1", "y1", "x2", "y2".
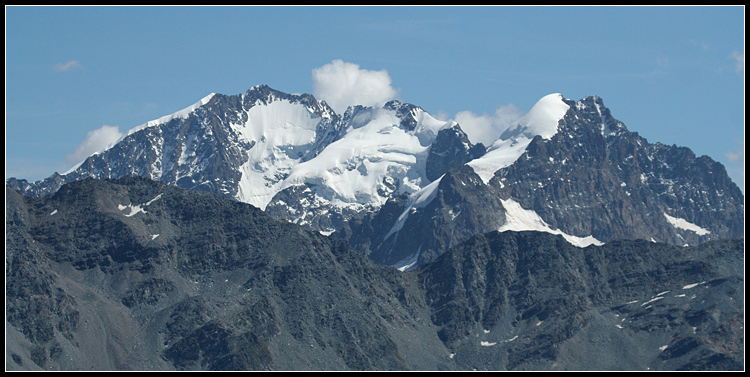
[
  {"x1": 340, "y1": 95, "x2": 744, "y2": 270},
  {"x1": 340, "y1": 165, "x2": 507, "y2": 268},
  {"x1": 425, "y1": 124, "x2": 485, "y2": 182},
  {"x1": 490, "y1": 95, "x2": 744, "y2": 246}
]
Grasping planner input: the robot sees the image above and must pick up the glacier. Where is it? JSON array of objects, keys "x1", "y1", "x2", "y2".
[
  {"x1": 58, "y1": 86, "x2": 569, "y2": 225},
  {"x1": 233, "y1": 98, "x2": 322, "y2": 209},
  {"x1": 280, "y1": 106, "x2": 440, "y2": 207},
  {"x1": 663, "y1": 212, "x2": 711, "y2": 236},
  {"x1": 14, "y1": 85, "x2": 738, "y2": 270}
]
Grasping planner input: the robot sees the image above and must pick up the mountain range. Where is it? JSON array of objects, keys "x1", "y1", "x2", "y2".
[
  {"x1": 5, "y1": 85, "x2": 744, "y2": 370},
  {"x1": 6, "y1": 85, "x2": 744, "y2": 270},
  {"x1": 6, "y1": 177, "x2": 744, "y2": 370}
]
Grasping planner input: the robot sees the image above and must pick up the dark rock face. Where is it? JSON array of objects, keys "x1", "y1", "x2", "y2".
[
  {"x1": 491, "y1": 96, "x2": 744, "y2": 246},
  {"x1": 418, "y1": 231, "x2": 744, "y2": 371},
  {"x1": 5, "y1": 177, "x2": 448, "y2": 371},
  {"x1": 425, "y1": 124, "x2": 485, "y2": 182},
  {"x1": 342, "y1": 165, "x2": 508, "y2": 268},
  {"x1": 6, "y1": 177, "x2": 743, "y2": 371},
  {"x1": 6, "y1": 174, "x2": 67, "y2": 199},
  {"x1": 383, "y1": 100, "x2": 422, "y2": 131},
  {"x1": 264, "y1": 183, "x2": 366, "y2": 234}
]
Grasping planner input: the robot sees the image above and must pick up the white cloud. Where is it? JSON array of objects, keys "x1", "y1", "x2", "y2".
[
  {"x1": 65, "y1": 125, "x2": 123, "y2": 164},
  {"x1": 312, "y1": 59, "x2": 399, "y2": 114},
  {"x1": 729, "y1": 50, "x2": 744, "y2": 73},
  {"x1": 52, "y1": 60, "x2": 83, "y2": 72},
  {"x1": 725, "y1": 142, "x2": 745, "y2": 194},
  {"x1": 725, "y1": 142, "x2": 744, "y2": 164},
  {"x1": 651, "y1": 55, "x2": 670, "y2": 76},
  {"x1": 434, "y1": 110, "x2": 452, "y2": 122},
  {"x1": 453, "y1": 104, "x2": 522, "y2": 146}
]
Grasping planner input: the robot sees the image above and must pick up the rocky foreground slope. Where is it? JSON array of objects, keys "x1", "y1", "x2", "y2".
[{"x1": 6, "y1": 177, "x2": 743, "y2": 371}]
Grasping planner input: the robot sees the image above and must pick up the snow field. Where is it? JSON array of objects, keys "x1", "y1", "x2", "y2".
[
  {"x1": 233, "y1": 99, "x2": 321, "y2": 209},
  {"x1": 663, "y1": 213, "x2": 710, "y2": 236},
  {"x1": 498, "y1": 198, "x2": 603, "y2": 248},
  {"x1": 282, "y1": 107, "x2": 448, "y2": 207}
]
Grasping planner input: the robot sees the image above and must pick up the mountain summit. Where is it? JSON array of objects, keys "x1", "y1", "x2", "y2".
[
  {"x1": 9, "y1": 85, "x2": 452, "y2": 234},
  {"x1": 7, "y1": 86, "x2": 744, "y2": 269}
]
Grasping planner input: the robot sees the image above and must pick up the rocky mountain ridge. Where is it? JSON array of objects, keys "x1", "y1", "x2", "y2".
[
  {"x1": 6, "y1": 177, "x2": 744, "y2": 370},
  {"x1": 6, "y1": 87, "x2": 744, "y2": 271},
  {"x1": 7, "y1": 85, "x2": 448, "y2": 224},
  {"x1": 339, "y1": 95, "x2": 744, "y2": 269}
]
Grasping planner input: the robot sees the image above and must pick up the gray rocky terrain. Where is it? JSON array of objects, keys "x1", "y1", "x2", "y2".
[{"x1": 6, "y1": 177, "x2": 744, "y2": 370}]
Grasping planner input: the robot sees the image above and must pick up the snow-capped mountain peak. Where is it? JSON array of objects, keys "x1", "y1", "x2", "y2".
[
  {"x1": 343, "y1": 92, "x2": 743, "y2": 270},
  {"x1": 128, "y1": 92, "x2": 218, "y2": 137},
  {"x1": 232, "y1": 92, "x2": 325, "y2": 209},
  {"x1": 499, "y1": 93, "x2": 570, "y2": 141},
  {"x1": 62, "y1": 92, "x2": 219, "y2": 177},
  {"x1": 8, "y1": 87, "x2": 743, "y2": 273},
  {"x1": 466, "y1": 93, "x2": 570, "y2": 185}
]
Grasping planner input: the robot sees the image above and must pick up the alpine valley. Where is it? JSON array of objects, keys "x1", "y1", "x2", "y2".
[{"x1": 5, "y1": 85, "x2": 745, "y2": 371}]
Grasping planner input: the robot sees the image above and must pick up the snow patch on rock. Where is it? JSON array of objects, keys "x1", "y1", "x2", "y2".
[{"x1": 499, "y1": 198, "x2": 603, "y2": 248}]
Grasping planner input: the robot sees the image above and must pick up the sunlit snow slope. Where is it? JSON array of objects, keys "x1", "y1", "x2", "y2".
[
  {"x1": 468, "y1": 93, "x2": 569, "y2": 185},
  {"x1": 232, "y1": 98, "x2": 323, "y2": 209},
  {"x1": 279, "y1": 105, "x2": 449, "y2": 210}
]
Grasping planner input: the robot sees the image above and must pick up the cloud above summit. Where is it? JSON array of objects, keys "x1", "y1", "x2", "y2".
[
  {"x1": 312, "y1": 60, "x2": 399, "y2": 114},
  {"x1": 65, "y1": 125, "x2": 123, "y2": 165},
  {"x1": 449, "y1": 105, "x2": 523, "y2": 146}
]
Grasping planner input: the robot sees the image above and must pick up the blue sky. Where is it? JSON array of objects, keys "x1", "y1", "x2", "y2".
[{"x1": 5, "y1": 6, "x2": 745, "y2": 192}]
